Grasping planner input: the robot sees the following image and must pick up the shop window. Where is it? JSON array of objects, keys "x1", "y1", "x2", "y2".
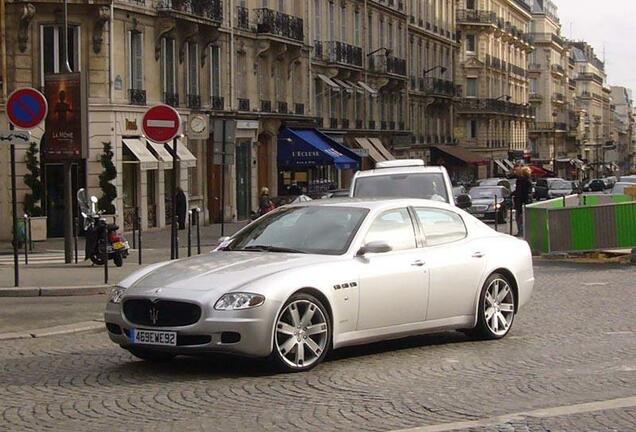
[{"x1": 40, "y1": 25, "x2": 80, "y2": 82}]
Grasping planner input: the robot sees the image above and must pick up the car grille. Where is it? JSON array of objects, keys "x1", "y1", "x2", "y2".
[
  {"x1": 123, "y1": 299, "x2": 201, "y2": 327},
  {"x1": 471, "y1": 205, "x2": 488, "y2": 212}
]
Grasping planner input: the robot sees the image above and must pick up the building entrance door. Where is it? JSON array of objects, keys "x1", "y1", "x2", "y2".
[
  {"x1": 43, "y1": 163, "x2": 85, "y2": 238},
  {"x1": 236, "y1": 141, "x2": 252, "y2": 220}
]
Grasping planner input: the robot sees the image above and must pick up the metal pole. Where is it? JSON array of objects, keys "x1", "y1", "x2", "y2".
[
  {"x1": 63, "y1": 161, "x2": 73, "y2": 263},
  {"x1": 137, "y1": 210, "x2": 142, "y2": 265},
  {"x1": 187, "y1": 210, "x2": 192, "y2": 257},
  {"x1": 220, "y1": 121, "x2": 226, "y2": 237},
  {"x1": 196, "y1": 208, "x2": 201, "y2": 255},
  {"x1": 132, "y1": 206, "x2": 137, "y2": 249},
  {"x1": 103, "y1": 227, "x2": 108, "y2": 284},
  {"x1": 23, "y1": 214, "x2": 29, "y2": 265},
  {"x1": 62, "y1": 0, "x2": 72, "y2": 73},
  {"x1": 509, "y1": 206, "x2": 514, "y2": 236},
  {"x1": 493, "y1": 197, "x2": 498, "y2": 232},
  {"x1": 73, "y1": 216, "x2": 78, "y2": 263},
  {"x1": 172, "y1": 137, "x2": 179, "y2": 259},
  {"x1": 10, "y1": 143, "x2": 19, "y2": 287},
  {"x1": 27, "y1": 214, "x2": 33, "y2": 251}
]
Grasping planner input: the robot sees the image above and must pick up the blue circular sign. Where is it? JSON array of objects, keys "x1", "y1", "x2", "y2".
[{"x1": 7, "y1": 88, "x2": 48, "y2": 129}]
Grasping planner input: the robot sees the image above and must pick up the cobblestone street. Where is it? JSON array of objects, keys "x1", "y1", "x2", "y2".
[{"x1": 1, "y1": 261, "x2": 634, "y2": 432}]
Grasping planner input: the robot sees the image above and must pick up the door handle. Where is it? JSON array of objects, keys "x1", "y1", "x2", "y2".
[
  {"x1": 411, "y1": 260, "x2": 426, "y2": 267},
  {"x1": 472, "y1": 252, "x2": 485, "y2": 258}
]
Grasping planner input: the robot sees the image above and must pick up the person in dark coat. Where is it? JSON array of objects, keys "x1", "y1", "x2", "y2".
[
  {"x1": 513, "y1": 166, "x2": 532, "y2": 236},
  {"x1": 175, "y1": 187, "x2": 187, "y2": 230}
]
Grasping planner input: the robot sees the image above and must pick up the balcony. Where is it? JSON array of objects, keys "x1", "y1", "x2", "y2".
[
  {"x1": 294, "y1": 103, "x2": 304, "y2": 115},
  {"x1": 342, "y1": 119, "x2": 350, "y2": 129},
  {"x1": 389, "y1": 121, "x2": 396, "y2": 130},
  {"x1": 236, "y1": 5, "x2": 250, "y2": 30},
  {"x1": 510, "y1": 65, "x2": 526, "y2": 77},
  {"x1": 399, "y1": 121, "x2": 405, "y2": 130},
  {"x1": 187, "y1": 94, "x2": 201, "y2": 109},
  {"x1": 255, "y1": 8, "x2": 304, "y2": 42},
  {"x1": 313, "y1": 41, "x2": 323, "y2": 59},
  {"x1": 381, "y1": 121, "x2": 387, "y2": 130},
  {"x1": 163, "y1": 92, "x2": 179, "y2": 107},
  {"x1": 277, "y1": 101, "x2": 288, "y2": 114},
  {"x1": 456, "y1": 9, "x2": 497, "y2": 25},
  {"x1": 260, "y1": 99, "x2": 272, "y2": 113},
  {"x1": 456, "y1": 98, "x2": 534, "y2": 117},
  {"x1": 577, "y1": 72, "x2": 604, "y2": 85},
  {"x1": 329, "y1": 118, "x2": 338, "y2": 129},
  {"x1": 369, "y1": 53, "x2": 407, "y2": 76},
  {"x1": 530, "y1": 122, "x2": 568, "y2": 132},
  {"x1": 128, "y1": 89, "x2": 146, "y2": 105},
  {"x1": 528, "y1": 63, "x2": 541, "y2": 72},
  {"x1": 369, "y1": 120, "x2": 376, "y2": 130},
  {"x1": 210, "y1": 96, "x2": 224, "y2": 110},
  {"x1": 529, "y1": 92, "x2": 543, "y2": 102},
  {"x1": 551, "y1": 64, "x2": 565, "y2": 75},
  {"x1": 355, "y1": 119, "x2": 363, "y2": 129},
  {"x1": 157, "y1": 0, "x2": 223, "y2": 24},
  {"x1": 238, "y1": 98, "x2": 250, "y2": 111},
  {"x1": 421, "y1": 77, "x2": 456, "y2": 97},
  {"x1": 552, "y1": 93, "x2": 565, "y2": 104},
  {"x1": 326, "y1": 41, "x2": 363, "y2": 67}
]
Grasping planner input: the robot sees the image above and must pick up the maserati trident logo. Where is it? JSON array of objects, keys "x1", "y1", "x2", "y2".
[{"x1": 149, "y1": 306, "x2": 159, "y2": 325}]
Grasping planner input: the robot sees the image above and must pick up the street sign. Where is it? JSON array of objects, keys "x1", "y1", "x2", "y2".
[
  {"x1": 142, "y1": 104, "x2": 181, "y2": 144},
  {"x1": 6, "y1": 88, "x2": 48, "y2": 130},
  {"x1": 0, "y1": 130, "x2": 30, "y2": 146}
]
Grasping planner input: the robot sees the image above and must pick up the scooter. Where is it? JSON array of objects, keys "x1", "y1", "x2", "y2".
[{"x1": 77, "y1": 189, "x2": 129, "y2": 267}]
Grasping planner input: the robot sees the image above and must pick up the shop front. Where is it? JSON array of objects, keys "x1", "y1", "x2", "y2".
[
  {"x1": 277, "y1": 128, "x2": 360, "y2": 196},
  {"x1": 430, "y1": 145, "x2": 489, "y2": 184}
]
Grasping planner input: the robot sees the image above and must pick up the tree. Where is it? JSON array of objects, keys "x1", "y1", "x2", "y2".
[
  {"x1": 23, "y1": 142, "x2": 43, "y2": 216},
  {"x1": 98, "y1": 141, "x2": 117, "y2": 214}
]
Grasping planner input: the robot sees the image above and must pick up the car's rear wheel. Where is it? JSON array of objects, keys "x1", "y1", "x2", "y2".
[
  {"x1": 271, "y1": 293, "x2": 331, "y2": 372},
  {"x1": 128, "y1": 347, "x2": 176, "y2": 362},
  {"x1": 471, "y1": 273, "x2": 516, "y2": 339}
]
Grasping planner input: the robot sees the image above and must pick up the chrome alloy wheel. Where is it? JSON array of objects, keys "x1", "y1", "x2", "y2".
[
  {"x1": 275, "y1": 299, "x2": 329, "y2": 369},
  {"x1": 484, "y1": 278, "x2": 515, "y2": 336}
]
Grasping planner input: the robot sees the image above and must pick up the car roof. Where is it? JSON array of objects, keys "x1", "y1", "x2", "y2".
[
  {"x1": 287, "y1": 197, "x2": 456, "y2": 212},
  {"x1": 354, "y1": 165, "x2": 447, "y2": 178}
]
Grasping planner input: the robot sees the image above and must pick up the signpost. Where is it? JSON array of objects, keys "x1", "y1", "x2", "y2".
[
  {"x1": 212, "y1": 119, "x2": 236, "y2": 236},
  {"x1": 143, "y1": 104, "x2": 181, "y2": 259},
  {"x1": 5, "y1": 88, "x2": 46, "y2": 287}
]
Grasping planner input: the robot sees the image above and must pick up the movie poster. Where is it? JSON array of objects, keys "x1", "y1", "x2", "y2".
[{"x1": 43, "y1": 73, "x2": 83, "y2": 160}]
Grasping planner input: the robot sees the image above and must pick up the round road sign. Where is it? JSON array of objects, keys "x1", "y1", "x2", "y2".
[
  {"x1": 142, "y1": 104, "x2": 181, "y2": 144},
  {"x1": 6, "y1": 88, "x2": 48, "y2": 130}
]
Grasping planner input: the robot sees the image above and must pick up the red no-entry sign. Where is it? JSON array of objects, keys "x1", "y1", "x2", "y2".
[
  {"x1": 142, "y1": 104, "x2": 181, "y2": 144},
  {"x1": 6, "y1": 88, "x2": 48, "y2": 130}
]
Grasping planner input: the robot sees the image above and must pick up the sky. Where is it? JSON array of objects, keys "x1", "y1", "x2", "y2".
[{"x1": 555, "y1": 0, "x2": 636, "y2": 94}]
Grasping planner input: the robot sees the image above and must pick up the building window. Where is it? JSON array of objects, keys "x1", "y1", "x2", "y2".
[
  {"x1": 466, "y1": 34, "x2": 476, "y2": 53},
  {"x1": 314, "y1": 0, "x2": 322, "y2": 41},
  {"x1": 40, "y1": 25, "x2": 81, "y2": 82},
  {"x1": 466, "y1": 78, "x2": 477, "y2": 97},
  {"x1": 329, "y1": 1, "x2": 335, "y2": 41},
  {"x1": 129, "y1": 31, "x2": 143, "y2": 91},
  {"x1": 161, "y1": 37, "x2": 176, "y2": 94},
  {"x1": 237, "y1": 53, "x2": 247, "y2": 99},
  {"x1": 368, "y1": 14, "x2": 373, "y2": 51},
  {"x1": 210, "y1": 45, "x2": 221, "y2": 98},
  {"x1": 314, "y1": 78, "x2": 323, "y2": 117},
  {"x1": 340, "y1": 4, "x2": 347, "y2": 43},
  {"x1": 354, "y1": 10, "x2": 361, "y2": 46},
  {"x1": 467, "y1": 0, "x2": 476, "y2": 10},
  {"x1": 468, "y1": 120, "x2": 478, "y2": 139},
  {"x1": 187, "y1": 41, "x2": 199, "y2": 97}
]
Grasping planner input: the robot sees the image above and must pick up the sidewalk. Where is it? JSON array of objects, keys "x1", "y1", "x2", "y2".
[{"x1": 0, "y1": 222, "x2": 247, "y2": 290}]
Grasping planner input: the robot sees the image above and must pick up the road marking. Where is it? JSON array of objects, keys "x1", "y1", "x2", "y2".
[
  {"x1": 0, "y1": 252, "x2": 86, "y2": 265},
  {"x1": 582, "y1": 282, "x2": 608, "y2": 286},
  {"x1": 393, "y1": 396, "x2": 636, "y2": 432}
]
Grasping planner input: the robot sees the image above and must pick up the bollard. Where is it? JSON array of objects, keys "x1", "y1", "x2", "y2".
[
  {"x1": 103, "y1": 229, "x2": 109, "y2": 284},
  {"x1": 493, "y1": 197, "x2": 498, "y2": 232},
  {"x1": 27, "y1": 215, "x2": 33, "y2": 252},
  {"x1": 509, "y1": 206, "x2": 514, "y2": 236},
  {"x1": 195, "y1": 208, "x2": 201, "y2": 255},
  {"x1": 187, "y1": 210, "x2": 192, "y2": 257},
  {"x1": 137, "y1": 211, "x2": 142, "y2": 265},
  {"x1": 132, "y1": 207, "x2": 138, "y2": 249},
  {"x1": 73, "y1": 217, "x2": 78, "y2": 264},
  {"x1": 23, "y1": 215, "x2": 29, "y2": 265}
]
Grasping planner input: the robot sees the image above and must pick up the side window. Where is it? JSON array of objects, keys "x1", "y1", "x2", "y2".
[
  {"x1": 364, "y1": 208, "x2": 416, "y2": 251},
  {"x1": 415, "y1": 208, "x2": 467, "y2": 246}
]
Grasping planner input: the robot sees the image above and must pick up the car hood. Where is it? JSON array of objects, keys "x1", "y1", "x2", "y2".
[
  {"x1": 470, "y1": 198, "x2": 502, "y2": 206},
  {"x1": 127, "y1": 251, "x2": 335, "y2": 295}
]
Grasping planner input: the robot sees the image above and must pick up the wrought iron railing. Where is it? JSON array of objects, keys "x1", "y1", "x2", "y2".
[
  {"x1": 551, "y1": 64, "x2": 565, "y2": 75},
  {"x1": 254, "y1": 8, "x2": 304, "y2": 42},
  {"x1": 238, "y1": 98, "x2": 250, "y2": 111},
  {"x1": 356, "y1": 119, "x2": 363, "y2": 129},
  {"x1": 313, "y1": 41, "x2": 323, "y2": 59},
  {"x1": 294, "y1": 103, "x2": 304, "y2": 115},
  {"x1": 129, "y1": 89, "x2": 146, "y2": 105},
  {"x1": 369, "y1": 120, "x2": 376, "y2": 129},
  {"x1": 157, "y1": 0, "x2": 223, "y2": 23},
  {"x1": 456, "y1": 9, "x2": 497, "y2": 25},
  {"x1": 210, "y1": 96, "x2": 224, "y2": 110},
  {"x1": 260, "y1": 99, "x2": 272, "y2": 112},
  {"x1": 456, "y1": 98, "x2": 534, "y2": 117},
  {"x1": 381, "y1": 121, "x2": 387, "y2": 130},
  {"x1": 421, "y1": 78, "x2": 456, "y2": 97},
  {"x1": 329, "y1": 118, "x2": 338, "y2": 129},
  {"x1": 368, "y1": 54, "x2": 406, "y2": 76},
  {"x1": 277, "y1": 101, "x2": 288, "y2": 114},
  {"x1": 326, "y1": 41, "x2": 363, "y2": 67},
  {"x1": 341, "y1": 118, "x2": 350, "y2": 129},
  {"x1": 236, "y1": 5, "x2": 249, "y2": 30},
  {"x1": 164, "y1": 92, "x2": 179, "y2": 107},
  {"x1": 187, "y1": 94, "x2": 201, "y2": 109}
]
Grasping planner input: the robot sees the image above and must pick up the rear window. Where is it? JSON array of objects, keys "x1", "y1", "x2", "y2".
[{"x1": 353, "y1": 173, "x2": 450, "y2": 203}]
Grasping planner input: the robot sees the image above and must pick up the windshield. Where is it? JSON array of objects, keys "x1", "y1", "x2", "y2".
[
  {"x1": 550, "y1": 180, "x2": 572, "y2": 190},
  {"x1": 224, "y1": 206, "x2": 369, "y2": 255},
  {"x1": 353, "y1": 173, "x2": 450, "y2": 203},
  {"x1": 469, "y1": 187, "x2": 508, "y2": 199}
]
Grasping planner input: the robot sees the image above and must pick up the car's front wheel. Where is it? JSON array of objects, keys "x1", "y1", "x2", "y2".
[
  {"x1": 271, "y1": 293, "x2": 331, "y2": 372},
  {"x1": 472, "y1": 273, "x2": 516, "y2": 339}
]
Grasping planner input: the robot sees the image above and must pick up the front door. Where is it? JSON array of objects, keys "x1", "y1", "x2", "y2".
[
  {"x1": 43, "y1": 163, "x2": 84, "y2": 237},
  {"x1": 356, "y1": 208, "x2": 429, "y2": 330},
  {"x1": 236, "y1": 141, "x2": 252, "y2": 220}
]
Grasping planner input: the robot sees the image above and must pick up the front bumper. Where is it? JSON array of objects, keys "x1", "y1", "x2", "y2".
[{"x1": 104, "y1": 298, "x2": 282, "y2": 358}]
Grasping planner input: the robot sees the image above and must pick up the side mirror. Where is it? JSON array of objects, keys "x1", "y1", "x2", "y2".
[
  {"x1": 218, "y1": 236, "x2": 230, "y2": 244},
  {"x1": 357, "y1": 241, "x2": 392, "y2": 256},
  {"x1": 455, "y1": 194, "x2": 472, "y2": 209}
]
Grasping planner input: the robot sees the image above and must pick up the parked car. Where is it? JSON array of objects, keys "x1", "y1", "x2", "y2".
[
  {"x1": 547, "y1": 179, "x2": 578, "y2": 198},
  {"x1": 467, "y1": 186, "x2": 511, "y2": 223},
  {"x1": 603, "y1": 176, "x2": 617, "y2": 189},
  {"x1": 452, "y1": 185, "x2": 467, "y2": 200},
  {"x1": 534, "y1": 178, "x2": 566, "y2": 200},
  {"x1": 350, "y1": 160, "x2": 472, "y2": 209},
  {"x1": 105, "y1": 198, "x2": 534, "y2": 371},
  {"x1": 478, "y1": 178, "x2": 512, "y2": 191},
  {"x1": 618, "y1": 175, "x2": 636, "y2": 184},
  {"x1": 611, "y1": 182, "x2": 635, "y2": 195},
  {"x1": 582, "y1": 179, "x2": 606, "y2": 192},
  {"x1": 321, "y1": 190, "x2": 350, "y2": 199}
]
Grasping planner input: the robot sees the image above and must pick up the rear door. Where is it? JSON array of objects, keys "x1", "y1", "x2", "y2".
[{"x1": 413, "y1": 207, "x2": 487, "y2": 321}]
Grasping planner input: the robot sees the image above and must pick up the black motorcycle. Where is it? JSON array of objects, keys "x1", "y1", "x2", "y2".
[{"x1": 77, "y1": 189, "x2": 129, "y2": 267}]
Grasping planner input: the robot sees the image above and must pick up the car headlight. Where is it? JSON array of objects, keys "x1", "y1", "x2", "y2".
[
  {"x1": 109, "y1": 286, "x2": 127, "y2": 304},
  {"x1": 488, "y1": 203, "x2": 502, "y2": 210},
  {"x1": 214, "y1": 293, "x2": 265, "y2": 310}
]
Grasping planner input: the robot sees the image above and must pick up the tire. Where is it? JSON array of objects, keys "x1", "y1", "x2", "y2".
[
  {"x1": 90, "y1": 253, "x2": 104, "y2": 266},
  {"x1": 113, "y1": 253, "x2": 123, "y2": 267},
  {"x1": 471, "y1": 273, "x2": 516, "y2": 340},
  {"x1": 128, "y1": 347, "x2": 176, "y2": 362},
  {"x1": 270, "y1": 293, "x2": 332, "y2": 372}
]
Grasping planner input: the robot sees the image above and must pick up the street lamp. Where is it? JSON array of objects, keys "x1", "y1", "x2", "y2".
[
  {"x1": 366, "y1": 47, "x2": 392, "y2": 57},
  {"x1": 495, "y1": 95, "x2": 512, "y2": 102},
  {"x1": 423, "y1": 66, "x2": 447, "y2": 76}
]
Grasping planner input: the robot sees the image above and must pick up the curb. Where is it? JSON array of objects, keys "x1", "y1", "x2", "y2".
[
  {"x1": 0, "y1": 285, "x2": 110, "y2": 297},
  {"x1": 0, "y1": 320, "x2": 105, "y2": 341}
]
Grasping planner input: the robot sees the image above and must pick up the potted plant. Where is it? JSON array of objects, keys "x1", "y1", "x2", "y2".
[
  {"x1": 98, "y1": 141, "x2": 117, "y2": 222},
  {"x1": 23, "y1": 141, "x2": 47, "y2": 241}
]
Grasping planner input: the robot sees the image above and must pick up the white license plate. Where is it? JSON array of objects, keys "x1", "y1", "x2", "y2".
[{"x1": 130, "y1": 329, "x2": 176, "y2": 346}]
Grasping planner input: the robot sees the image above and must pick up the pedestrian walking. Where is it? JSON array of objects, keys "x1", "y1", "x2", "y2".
[
  {"x1": 513, "y1": 166, "x2": 532, "y2": 236},
  {"x1": 175, "y1": 187, "x2": 188, "y2": 230},
  {"x1": 259, "y1": 187, "x2": 275, "y2": 216}
]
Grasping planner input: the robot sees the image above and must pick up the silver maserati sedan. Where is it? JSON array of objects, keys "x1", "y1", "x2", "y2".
[{"x1": 105, "y1": 199, "x2": 534, "y2": 372}]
